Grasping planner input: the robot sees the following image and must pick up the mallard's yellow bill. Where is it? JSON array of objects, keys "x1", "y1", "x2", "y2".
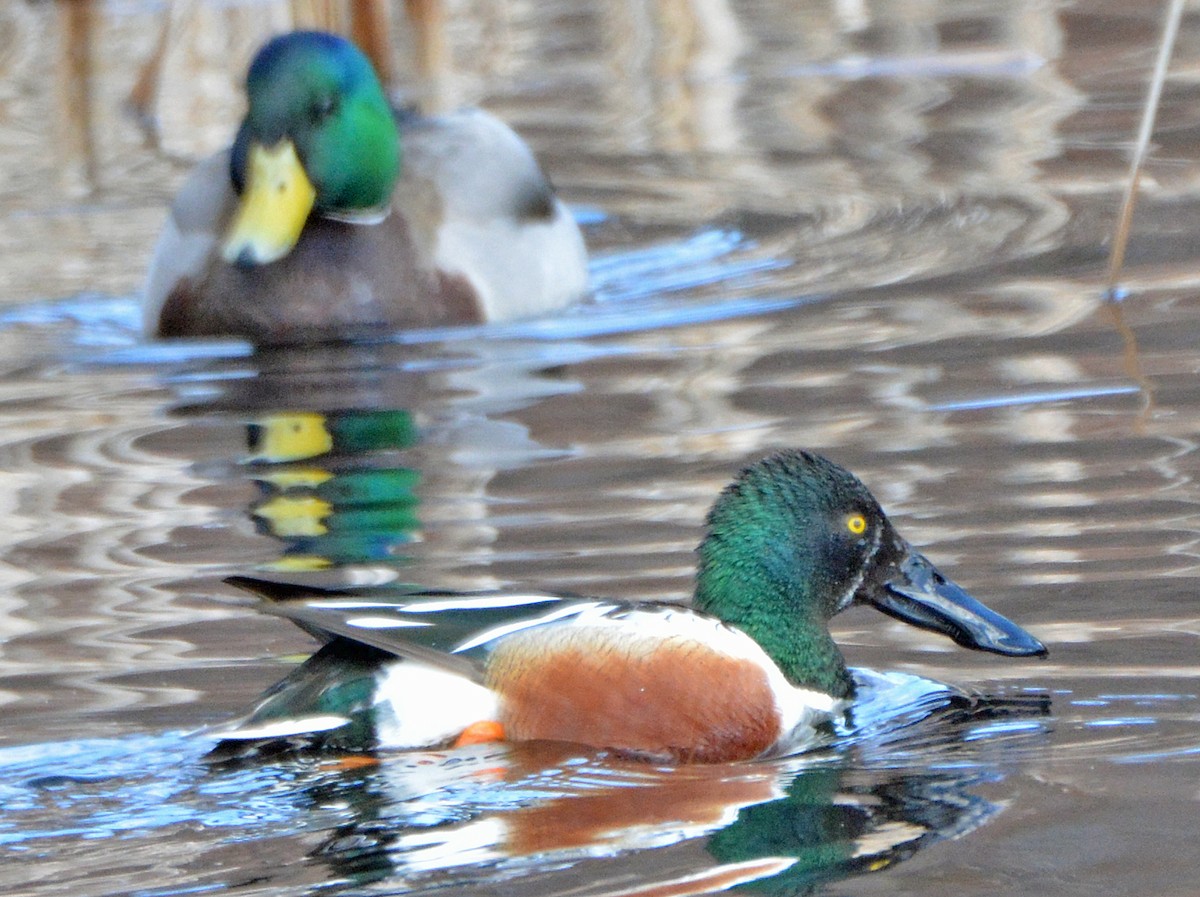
[
  {"x1": 262, "y1": 555, "x2": 334, "y2": 572},
  {"x1": 254, "y1": 495, "x2": 333, "y2": 538},
  {"x1": 222, "y1": 140, "x2": 317, "y2": 266},
  {"x1": 256, "y1": 467, "x2": 336, "y2": 490},
  {"x1": 249, "y1": 412, "x2": 333, "y2": 462}
]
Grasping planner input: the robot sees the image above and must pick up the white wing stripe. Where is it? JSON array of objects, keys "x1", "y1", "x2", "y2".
[{"x1": 453, "y1": 602, "x2": 612, "y2": 653}]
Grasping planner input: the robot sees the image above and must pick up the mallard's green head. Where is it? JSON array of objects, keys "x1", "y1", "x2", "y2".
[
  {"x1": 224, "y1": 31, "x2": 400, "y2": 266},
  {"x1": 694, "y1": 451, "x2": 1045, "y2": 698}
]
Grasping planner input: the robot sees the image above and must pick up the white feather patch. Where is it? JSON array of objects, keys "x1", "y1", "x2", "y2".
[
  {"x1": 207, "y1": 714, "x2": 351, "y2": 741},
  {"x1": 372, "y1": 661, "x2": 499, "y2": 749},
  {"x1": 346, "y1": 615, "x2": 433, "y2": 630}
]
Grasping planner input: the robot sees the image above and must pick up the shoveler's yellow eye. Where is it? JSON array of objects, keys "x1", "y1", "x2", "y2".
[{"x1": 846, "y1": 514, "x2": 867, "y2": 535}]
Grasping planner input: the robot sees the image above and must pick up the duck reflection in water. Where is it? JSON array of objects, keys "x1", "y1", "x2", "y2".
[
  {"x1": 246, "y1": 408, "x2": 423, "y2": 571},
  {"x1": 179, "y1": 338, "x2": 576, "y2": 582},
  {"x1": 233, "y1": 690, "x2": 1046, "y2": 897}
]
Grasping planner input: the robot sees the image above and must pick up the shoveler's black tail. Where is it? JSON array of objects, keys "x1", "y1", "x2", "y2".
[{"x1": 223, "y1": 573, "x2": 490, "y2": 684}]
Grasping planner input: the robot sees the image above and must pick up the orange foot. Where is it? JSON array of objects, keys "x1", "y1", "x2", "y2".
[
  {"x1": 319, "y1": 754, "x2": 381, "y2": 771},
  {"x1": 453, "y1": 720, "x2": 506, "y2": 747}
]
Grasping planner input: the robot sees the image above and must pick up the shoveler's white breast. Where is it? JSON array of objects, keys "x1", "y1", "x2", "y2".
[
  {"x1": 372, "y1": 660, "x2": 499, "y2": 750},
  {"x1": 481, "y1": 605, "x2": 844, "y2": 762}
]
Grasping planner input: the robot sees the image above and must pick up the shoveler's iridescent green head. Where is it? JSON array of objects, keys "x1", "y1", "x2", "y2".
[
  {"x1": 694, "y1": 451, "x2": 1045, "y2": 699},
  {"x1": 224, "y1": 31, "x2": 400, "y2": 266}
]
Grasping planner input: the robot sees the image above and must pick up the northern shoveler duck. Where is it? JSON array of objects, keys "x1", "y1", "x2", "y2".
[
  {"x1": 144, "y1": 31, "x2": 588, "y2": 344},
  {"x1": 215, "y1": 451, "x2": 1046, "y2": 763}
]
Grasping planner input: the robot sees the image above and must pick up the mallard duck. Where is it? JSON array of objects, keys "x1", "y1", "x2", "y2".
[
  {"x1": 215, "y1": 451, "x2": 1046, "y2": 763},
  {"x1": 145, "y1": 30, "x2": 587, "y2": 343}
]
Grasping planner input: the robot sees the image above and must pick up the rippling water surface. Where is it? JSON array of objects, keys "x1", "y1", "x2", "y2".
[{"x1": 2, "y1": 2, "x2": 1200, "y2": 896}]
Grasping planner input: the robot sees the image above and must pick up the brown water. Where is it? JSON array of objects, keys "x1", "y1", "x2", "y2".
[{"x1": 1, "y1": 2, "x2": 1199, "y2": 895}]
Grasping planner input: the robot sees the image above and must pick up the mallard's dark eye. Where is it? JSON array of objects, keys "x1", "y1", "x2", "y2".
[{"x1": 310, "y1": 95, "x2": 337, "y2": 123}]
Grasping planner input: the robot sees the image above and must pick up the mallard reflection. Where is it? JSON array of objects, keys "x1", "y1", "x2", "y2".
[{"x1": 247, "y1": 409, "x2": 421, "y2": 570}]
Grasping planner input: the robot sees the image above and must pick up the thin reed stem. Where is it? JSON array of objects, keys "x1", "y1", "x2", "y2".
[{"x1": 1105, "y1": 0, "x2": 1186, "y2": 299}]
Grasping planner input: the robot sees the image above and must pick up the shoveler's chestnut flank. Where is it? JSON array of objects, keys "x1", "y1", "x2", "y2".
[
  {"x1": 217, "y1": 451, "x2": 1046, "y2": 763},
  {"x1": 145, "y1": 31, "x2": 587, "y2": 344}
]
